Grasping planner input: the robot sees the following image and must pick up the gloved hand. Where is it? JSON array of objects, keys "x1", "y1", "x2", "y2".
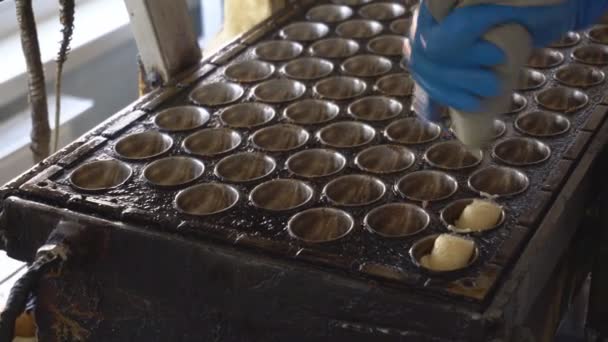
[{"x1": 405, "y1": 0, "x2": 608, "y2": 114}]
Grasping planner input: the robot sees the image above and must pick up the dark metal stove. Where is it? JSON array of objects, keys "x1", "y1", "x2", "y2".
[{"x1": 1, "y1": 1, "x2": 608, "y2": 341}]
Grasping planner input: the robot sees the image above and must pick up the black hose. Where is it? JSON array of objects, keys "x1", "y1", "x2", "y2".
[
  {"x1": 0, "y1": 221, "x2": 82, "y2": 340},
  {"x1": 0, "y1": 250, "x2": 61, "y2": 341}
]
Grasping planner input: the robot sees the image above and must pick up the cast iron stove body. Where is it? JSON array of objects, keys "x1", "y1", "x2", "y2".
[{"x1": 2, "y1": 1, "x2": 608, "y2": 341}]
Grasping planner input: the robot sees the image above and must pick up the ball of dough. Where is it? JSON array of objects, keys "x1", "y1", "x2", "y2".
[
  {"x1": 420, "y1": 234, "x2": 475, "y2": 271},
  {"x1": 455, "y1": 199, "x2": 502, "y2": 232}
]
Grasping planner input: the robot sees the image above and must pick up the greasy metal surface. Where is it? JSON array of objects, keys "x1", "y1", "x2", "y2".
[{"x1": 4, "y1": 0, "x2": 608, "y2": 311}]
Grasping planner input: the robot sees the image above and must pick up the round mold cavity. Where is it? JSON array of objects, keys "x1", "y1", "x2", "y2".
[
  {"x1": 365, "y1": 203, "x2": 430, "y2": 238},
  {"x1": 317, "y1": 121, "x2": 376, "y2": 148},
  {"x1": 535, "y1": 87, "x2": 589, "y2": 114},
  {"x1": 331, "y1": 0, "x2": 373, "y2": 5},
  {"x1": 549, "y1": 31, "x2": 581, "y2": 48},
  {"x1": 143, "y1": 156, "x2": 205, "y2": 189},
  {"x1": 359, "y1": 3, "x2": 406, "y2": 21},
  {"x1": 396, "y1": 170, "x2": 458, "y2": 202},
  {"x1": 183, "y1": 128, "x2": 242, "y2": 157},
  {"x1": 215, "y1": 152, "x2": 276, "y2": 183},
  {"x1": 284, "y1": 100, "x2": 340, "y2": 125},
  {"x1": 324, "y1": 174, "x2": 386, "y2": 207},
  {"x1": 588, "y1": 25, "x2": 608, "y2": 45},
  {"x1": 336, "y1": 19, "x2": 384, "y2": 39},
  {"x1": 175, "y1": 183, "x2": 239, "y2": 216},
  {"x1": 287, "y1": 149, "x2": 346, "y2": 179},
  {"x1": 279, "y1": 22, "x2": 330, "y2": 42},
  {"x1": 526, "y1": 48, "x2": 564, "y2": 69},
  {"x1": 309, "y1": 38, "x2": 360, "y2": 59},
  {"x1": 410, "y1": 234, "x2": 479, "y2": 274},
  {"x1": 492, "y1": 120, "x2": 507, "y2": 139},
  {"x1": 287, "y1": 208, "x2": 354, "y2": 244},
  {"x1": 253, "y1": 40, "x2": 303, "y2": 61},
  {"x1": 515, "y1": 111, "x2": 571, "y2": 137},
  {"x1": 515, "y1": 68, "x2": 547, "y2": 91},
  {"x1": 114, "y1": 131, "x2": 173, "y2": 160},
  {"x1": 224, "y1": 60, "x2": 275, "y2": 83},
  {"x1": 306, "y1": 4, "x2": 353, "y2": 23},
  {"x1": 69, "y1": 159, "x2": 132, "y2": 192},
  {"x1": 189, "y1": 82, "x2": 244, "y2": 107},
  {"x1": 555, "y1": 64, "x2": 605, "y2": 88},
  {"x1": 468, "y1": 166, "x2": 529, "y2": 198},
  {"x1": 283, "y1": 57, "x2": 334, "y2": 80},
  {"x1": 441, "y1": 199, "x2": 505, "y2": 234},
  {"x1": 251, "y1": 124, "x2": 310, "y2": 152},
  {"x1": 493, "y1": 137, "x2": 551, "y2": 166},
  {"x1": 503, "y1": 93, "x2": 527, "y2": 114},
  {"x1": 390, "y1": 18, "x2": 412, "y2": 35},
  {"x1": 348, "y1": 96, "x2": 403, "y2": 121},
  {"x1": 355, "y1": 144, "x2": 415, "y2": 174},
  {"x1": 314, "y1": 76, "x2": 367, "y2": 100},
  {"x1": 376, "y1": 73, "x2": 414, "y2": 97},
  {"x1": 250, "y1": 179, "x2": 314, "y2": 211},
  {"x1": 367, "y1": 35, "x2": 407, "y2": 56},
  {"x1": 154, "y1": 106, "x2": 210, "y2": 132},
  {"x1": 425, "y1": 141, "x2": 484, "y2": 171},
  {"x1": 254, "y1": 79, "x2": 306, "y2": 103},
  {"x1": 385, "y1": 117, "x2": 441, "y2": 145},
  {"x1": 572, "y1": 45, "x2": 608, "y2": 65},
  {"x1": 219, "y1": 103, "x2": 275, "y2": 129},
  {"x1": 341, "y1": 54, "x2": 393, "y2": 78}
]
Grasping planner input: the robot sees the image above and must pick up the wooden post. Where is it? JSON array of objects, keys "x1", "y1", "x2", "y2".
[{"x1": 123, "y1": 0, "x2": 202, "y2": 86}]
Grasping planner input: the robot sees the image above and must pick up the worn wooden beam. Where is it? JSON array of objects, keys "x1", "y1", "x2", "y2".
[{"x1": 123, "y1": 0, "x2": 201, "y2": 86}]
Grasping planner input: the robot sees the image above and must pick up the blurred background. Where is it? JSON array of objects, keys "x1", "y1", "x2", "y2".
[{"x1": 0, "y1": 0, "x2": 226, "y2": 309}]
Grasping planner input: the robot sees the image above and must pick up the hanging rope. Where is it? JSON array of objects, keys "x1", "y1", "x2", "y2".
[
  {"x1": 53, "y1": 0, "x2": 75, "y2": 152},
  {"x1": 15, "y1": 0, "x2": 51, "y2": 163}
]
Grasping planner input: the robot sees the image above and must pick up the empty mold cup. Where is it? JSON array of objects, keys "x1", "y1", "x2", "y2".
[
  {"x1": 287, "y1": 149, "x2": 346, "y2": 178},
  {"x1": 288, "y1": 208, "x2": 354, "y2": 243},
  {"x1": 254, "y1": 40, "x2": 303, "y2": 61},
  {"x1": 309, "y1": 38, "x2": 360, "y2": 59},
  {"x1": 70, "y1": 159, "x2": 132, "y2": 192},
  {"x1": 250, "y1": 179, "x2": 314, "y2": 211},
  {"x1": 254, "y1": 79, "x2": 306, "y2": 103},
  {"x1": 318, "y1": 121, "x2": 376, "y2": 148},
  {"x1": 336, "y1": 19, "x2": 384, "y2": 39},
  {"x1": 251, "y1": 124, "x2": 310, "y2": 152},
  {"x1": 284, "y1": 100, "x2": 340, "y2": 125},
  {"x1": 535, "y1": 87, "x2": 588, "y2": 114},
  {"x1": 114, "y1": 131, "x2": 173, "y2": 160},
  {"x1": 175, "y1": 183, "x2": 239, "y2": 216},
  {"x1": 515, "y1": 111, "x2": 571, "y2": 137},
  {"x1": 385, "y1": 117, "x2": 441, "y2": 145},
  {"x1": 183, "y1": 128, "x2": 242, "y2": 157},
  {"x1": 306, "y1": 4, "x2": 354, "y2": 23},
  {"x1": 143, "y1": 157, "x2": 205, "y2": 189},
  {"x1": 154, "y1": 106, "x2": 210, "y2": 132},
  {"x1": 324, "y1": 174, "x2": 386, "y2": 207},
  {"x1": 424, "y1": 141, "x2": 484, "y2": 171},
  {"x1": 492, "y1": 137, "x2": 551, "y2": 166},
  {"x1": 224, "y1": 60, "x2": 275, "y2": 83},
  {"x1": 215, "y1": 152, "x2": 276, "y2": 183},
  {"x1": 468, "y1": 166, "x2": 529, "y2": 198},
  {"x1": 220, "y1": 103, "x2": 275, "y2": 129},
  {"x1": 189, "y1": 82, "x2": 244, "y2": 107},
  {"x1": 283, "y1": 58, "x2": 334, "y2": 80},
  {"x1": 314, "y1": 76, "x2": 367, "y2": 100},
  {"x1": 365, "y1": 203, "x2": 430, "y2": 238},
  {"x1": 355, "y1": 145, "x2": 415, "y2": 174},
  {"x1": 396, "y1": 170, "x2": 459, "y2": 202},
  {"x1": 348, "y1": 96, "x2": 403, "y2": 121}
]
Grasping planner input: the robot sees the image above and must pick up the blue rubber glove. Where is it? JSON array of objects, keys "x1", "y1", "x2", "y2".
[{"x1": 405, "y1": 0, "x2": 608, "y2": 114}]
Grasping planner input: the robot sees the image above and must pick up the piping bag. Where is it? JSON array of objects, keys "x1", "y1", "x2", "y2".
[{"x1": 412, "y1": 0, "x2": 562, "y2": 150}]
